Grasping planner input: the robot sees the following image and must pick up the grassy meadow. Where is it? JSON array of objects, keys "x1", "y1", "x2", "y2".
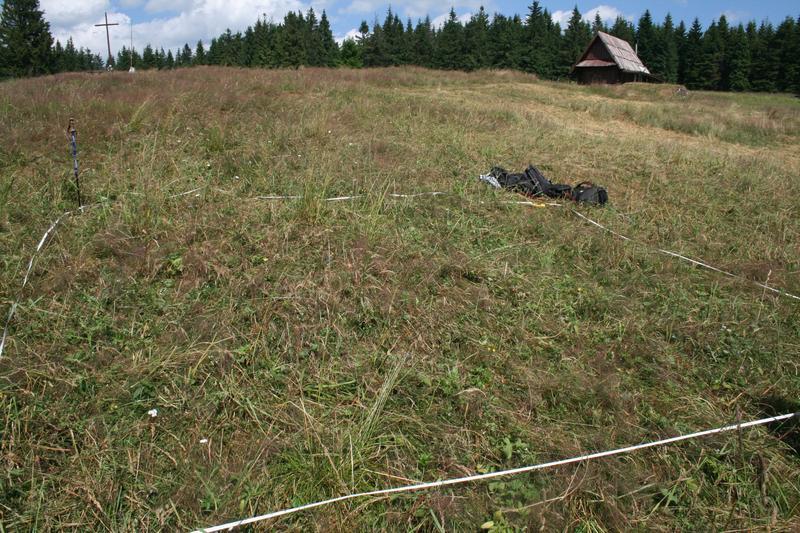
[{"x1": 1, "y1": 67, "x2": 799, "y2": 531}]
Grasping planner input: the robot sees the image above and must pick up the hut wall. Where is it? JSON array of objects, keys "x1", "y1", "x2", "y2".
[
  {"x1": 576, "y1": 66, "x2": 621, "y2": 85},
  {"x1": 583, "y1": 39, "x2": 614, "y2": 63}
]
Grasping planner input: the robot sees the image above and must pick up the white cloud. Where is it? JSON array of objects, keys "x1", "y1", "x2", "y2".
[
  {"x1": 145, "y1": 0, "x2": 195, "y2": 13},
  {"x1": 44, "y1": 0, "x2": 306, "y2": 58},
  {"x1": 552, "y1": 4, "x2": 631, "y2": 28},
  {"x1": 430, "y1": 10, "x2": 472, "y2": 29},
  {"x1": 342, "y1": 0, "x2": 482, "y2": 19},
  {"x1": 41, "y1": 0, "x2": 109, "y2": 28},
  {"x1": 584, "y1": 5, "x2": 625, "y2": 23},
  {"x1": 721, "y1": 10, "x2": 748, "y2": 23},
  {"x1": 335, "y1": 28, "x2": 360, "y2": 44}
]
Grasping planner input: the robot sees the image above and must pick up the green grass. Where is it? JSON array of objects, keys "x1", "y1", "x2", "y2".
[{"x1": 1, "y1": 66, "x2": 799, "y2": 531}]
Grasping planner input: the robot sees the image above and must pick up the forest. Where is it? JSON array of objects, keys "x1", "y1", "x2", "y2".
[{"x1": 2, "y1": 0, "x2": 800, "y2": 92}]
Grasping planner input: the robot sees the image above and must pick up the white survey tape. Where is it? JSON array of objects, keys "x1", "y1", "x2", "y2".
[
  {"x1": 193, "y1": 412, "x2": 797, "y2": 532},
  {"x1": 571, "y1": 209, "x2": 800, "y2": 301},
  {"x1": 255, "y1": 192, "x2": 447, "y2": 201}
]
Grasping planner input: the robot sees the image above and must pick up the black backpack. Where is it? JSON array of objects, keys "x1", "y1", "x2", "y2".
[
  {"x1": 571, "y1": 182, "x2": 608, "y2": 206},
  {"x1": 489, "y1": 166, "x2": 608, "y2": 205},
  {"x1": 525, "y1": 166, "x2": 572, "y2": 199},
  {"x1": 491, "y1": 165, "x2": 572, "y2": 199}
]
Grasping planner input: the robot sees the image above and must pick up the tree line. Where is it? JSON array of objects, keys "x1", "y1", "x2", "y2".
[{"x1": 2, "y1": 0, "x2": 799, "y2": 92}]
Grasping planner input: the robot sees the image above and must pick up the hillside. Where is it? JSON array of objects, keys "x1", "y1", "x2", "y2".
[{"x1": 1, "y1": 67, "x2": 799, "y2": 531}]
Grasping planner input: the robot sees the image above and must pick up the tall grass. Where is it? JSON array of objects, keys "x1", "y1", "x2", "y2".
[{"x1": 0, "y1": 67, "x2": 798, "y2": 531}]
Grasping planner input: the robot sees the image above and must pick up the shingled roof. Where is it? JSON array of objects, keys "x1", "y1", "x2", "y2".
[{"x1": 574, "y1": 32, "x2": 650, "y2": 75}]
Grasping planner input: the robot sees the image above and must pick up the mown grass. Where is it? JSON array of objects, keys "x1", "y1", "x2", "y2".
[{"x1": 1, "y1": 67, "x2": 799, "y2": 531}]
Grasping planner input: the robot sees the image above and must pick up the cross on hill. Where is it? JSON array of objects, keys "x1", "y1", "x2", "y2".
[{"x1": 94, "y1": 12, "x2": 119, "y2": 70}]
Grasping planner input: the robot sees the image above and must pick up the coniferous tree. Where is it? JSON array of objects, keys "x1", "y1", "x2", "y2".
[
  {"x1": 682, "y1": 19, "x2": 706, "y2": 89},
  {"x1": 194, "y1": 40, "x2": 206, "y2": 65},
  {"x1": 0, "y1": 0, "x2": 53, "y2": 77},
  {"x1": 675, "y1": 20, "x2": 688, "y2": 84},
  {"x1": 142, "y1": 44, "x2": 155, "y2": 69},
  {"x1": 523, "y1": 1, "x2": 558, "y2": 78},
  {"x1": 591, "y1": 12, "x2": 605, "y2": 34},
  {"x1": 362, "y1": 18, "x2": 387, "y2": 66},
  {"x1": 635, "y1": 10, "x2": 658, "y2": 73},
  {"x1": 181, "y1": 43, "x2": 193, "y2": 66},
  {"x1": 319, "y1": 11, "x2": 339, "y2": 66},
  {"x1": 340, "y1": 38, "x2": 362, "y2": 67},
  {"x1": 609, "y1": 16, "x2": 635, "y2": 43},
  {"x1": 401, "y1": 19, "x2": 414, "y2": 64},
  {"x1": 434, "y1": 9, "x2": 465, "y2": 69},
  {"x1": 660, "y1": 14, "x2": 679, "y2": 82},
  {"x1": 560, "y1": 7, "x2": 591, "y2": 74},
  {"x1": 703, "y1": 19, "x2": 725, "y2": 89},
  {"x1": 775, "y1": 16, "x2": 799, "y2": 93},
  {"x1": 726, "y1": 24, "x2": 750, "y2": 91},
  {"x1": 464, "y1": 7, "x2": 490, "y2": 70},
  {"x1": 412, "y1": 17, "x2": 434, "y2": 67}
]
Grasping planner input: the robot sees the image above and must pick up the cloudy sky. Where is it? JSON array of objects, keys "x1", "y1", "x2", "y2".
[{"x1": 38, "y1": 0, "x2": 798, "y2": 59}]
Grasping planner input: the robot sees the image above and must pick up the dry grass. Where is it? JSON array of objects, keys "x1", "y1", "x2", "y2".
[{"x1": 1, "y1": 67, "x2": 799, "y2": 531}]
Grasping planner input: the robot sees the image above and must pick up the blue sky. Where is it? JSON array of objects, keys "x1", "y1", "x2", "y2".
[{"x1": 38, "y1": 0, "x2": 799, "y2": 59}]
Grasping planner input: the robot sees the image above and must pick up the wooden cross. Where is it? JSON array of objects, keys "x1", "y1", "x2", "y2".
[{"x1": 95, "y1": 12, "x2": 119, "y2": 69}]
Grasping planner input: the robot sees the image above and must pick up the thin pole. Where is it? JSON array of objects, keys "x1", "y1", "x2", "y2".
[{"x1": 67, "y1": 118, "x2": 81, "y2": 208}]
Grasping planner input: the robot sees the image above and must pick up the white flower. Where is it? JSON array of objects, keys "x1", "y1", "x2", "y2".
[
  {"x1": 147, "y1": 408, "x2": 158, "y2": 418},
  {"x1": 200, "y1": 438, "x2": 208, "y2": 444}
]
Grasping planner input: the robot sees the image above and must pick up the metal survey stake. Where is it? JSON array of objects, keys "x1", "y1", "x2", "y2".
[{"x1": 67, "y1": 118, "x2": 82, "y2": 207}]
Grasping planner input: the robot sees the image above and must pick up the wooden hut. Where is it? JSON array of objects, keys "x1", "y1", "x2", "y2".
[{"x1": 571, "y1": 32, "x2": 655, "y2": 85}]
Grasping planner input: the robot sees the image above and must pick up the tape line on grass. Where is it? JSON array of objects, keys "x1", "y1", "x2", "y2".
[
  {"x1": 3, "y1": 194, "x2": 795, "y2": 359},
  {"x1": 194, "y1": 412, "x2": 798, "y2": 532},
  {"x1": 0, "y1": 190, "x2": 452, "y2": 358},
  {"x1": 570, "y1": 209, "x2": 800, "y2": 301}
]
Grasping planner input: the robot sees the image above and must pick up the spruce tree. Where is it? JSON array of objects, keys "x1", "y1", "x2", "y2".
[
  {"x1": 412, "y1": 17, "x2": 434, "y2": 67},
  {"x1": 675, "y1": 20, "x2": 687, "y2": 84},
  {"x1": 660, "y1": 14, "x2": 679, "y2": 82},
  {"x1": 561, "y1": 7, "x2": 591, "y2": 74},
  {"x1": 194, "y1": 40, "x2": 206, "y2": 65},
  {"x1": 181, "y1": 43, "x2": 193, "y2": 66},
  {"x1": 635, "y1": 10, "x2": 658, "y2": 73},
  {"x1": 524, "y1": 1, "x2": 558, "y2": 78},
  {"x1": 0, "y1": 0, "x2": 53, "y2": 78},
  {"x1": 775, "y1": 16, "x2": 799, "y2": 93},
  {"x1": 591, "y1": 12, "x2": 605, "y2": 34},
  {"x1": 434, "y1": 9, "x2": 465, "y2": 70},
  {"x1": 682, "y1": 19, "x2": 706, "y2": 89},
  {"x1": 609, "y1": 16, "x2": 635, "y2": 43},
  {"x1": 340, "y1": 38, "x2": 362, "y2": 67},
  {"x1": 464, "y1": 7, "x2": 490, "y2": 71},
  {"x1": 318, "y1": 11, "x2": 339, "y2": 67},
  {"x1": 703, "y1": 19, "x2": 725, "y2": 90},
  {"x1": 142, "y1": 44, "x2": 155, "y2": 69},
  {"x1": 726, "y1": 25, "x2": 750, "y2": 91}
]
